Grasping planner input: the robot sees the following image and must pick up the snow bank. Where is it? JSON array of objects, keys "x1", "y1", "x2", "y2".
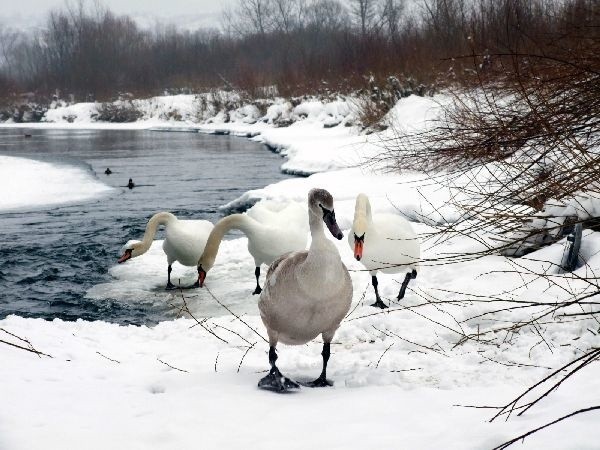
[
  {"x1": 200, "y1": 95, "x2": 445, "y2": 175},
  {"x1": 42, "y1": 95, "x2": 201, "y2": 127},
  {"x1": 2, "y1": 93, "x2": 445, "y2": 176},
  {"x1": 222, "y1": 168, "x2": 461, "y2": 226},
  {"x1": 45, "y1": 102, "x2": 99, "y2": 123},
  {"x1": 383, "y1": 94, "x2": 447, "y2": 130},
  {"x1": 136, "y1": 94, "x2": 199, "y2": 122},
  {"x1": 0, "y1": 155, "x2": 113, "y2": 211}
]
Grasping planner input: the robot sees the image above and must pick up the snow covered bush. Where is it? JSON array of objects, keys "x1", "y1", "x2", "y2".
[
  {"x1": 96, "y1": 101, "x2": 143, "y2": 123},
  {"x1": 373, "y1": 14, "x2": 600, "y2": 429},
  {"x1": 356, "y1": 75, "x2": 433, "y2": 131},
  {"x1": 380, "y1": 9, "x2": 600, "y2": 256}
]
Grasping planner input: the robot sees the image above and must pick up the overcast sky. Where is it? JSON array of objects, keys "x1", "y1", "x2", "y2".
[{"x1": 0, "y1": 0, "x2": 234, "y2": 30}]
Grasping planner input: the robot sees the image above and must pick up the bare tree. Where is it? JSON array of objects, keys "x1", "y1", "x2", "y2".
[
  {"x1": 379, "y1": 0, "x2": 404, "y2": 40},
  {"x1": 0, "y1": 27, "x2": 21, "y2": 81},
  {"x1": 351, "y1": 0, "x2": 378, "y2": 37},
  {"x1": 272, "y1": 0, "x2": 306, "y2": 33},
  {"x1": 305, "y1": 0, "x2": 349, "y2": 32},
  {"x1": 224, "y1": 0, "x2": 275, "y2": 37},
  {"x1": 2, "y1": 0, "x2": 595, "y2": 108}
]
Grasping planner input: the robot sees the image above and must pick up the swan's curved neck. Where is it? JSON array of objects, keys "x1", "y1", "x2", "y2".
[
  {"x1": 353, "y1": 194, "x2": 373, "y2": 234},
  {"x1": 138, "y1": 212, "x2": 176, "y2": 253},
  {"x1": 200, "y1": 214, "x2": 259, "y2": 268},
  {"x1": 299, "y1": 209, "x2": 342, "y2": 294},
  {"x1": 308, "y1": 210, "x2": 326, "y2": 242}
]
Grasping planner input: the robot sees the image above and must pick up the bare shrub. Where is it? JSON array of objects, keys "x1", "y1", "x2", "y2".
[
  {"x1": 96, "y1": 101, "x2": 143, "y2": 123},
  {"x1": 0, "y1": 93, "x2": 50, "y2": 122},
  {"x1": 356, "y1": 74, "x2": 432, "y2": 130},
  {"x1": 368, "y1": 7, "x2": 600, "y2": 431},
  {"x1": 377, "y1": 0, "x2": 600, "y2": 257}
]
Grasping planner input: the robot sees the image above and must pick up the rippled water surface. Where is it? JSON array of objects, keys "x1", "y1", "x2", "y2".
[{"x1": 0, "y1": 128, "x2": 291, "y2": 324}]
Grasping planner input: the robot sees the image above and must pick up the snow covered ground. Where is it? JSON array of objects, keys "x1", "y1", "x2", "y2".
[
  {"x1": 1, "y1": 94, "x2": 599, "y2": 449},
  {"x1": 0, "y1": 155, "x2": 113, "y2": 211}
]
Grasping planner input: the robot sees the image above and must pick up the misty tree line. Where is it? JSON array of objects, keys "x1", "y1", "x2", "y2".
[{"x1": 0, "y1": 0, "x2": 596, "y2": 101}]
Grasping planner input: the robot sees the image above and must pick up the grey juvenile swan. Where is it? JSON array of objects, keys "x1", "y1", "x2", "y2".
[{"x1": 257, "y1": 188, "x2": 352, "y2": 392}]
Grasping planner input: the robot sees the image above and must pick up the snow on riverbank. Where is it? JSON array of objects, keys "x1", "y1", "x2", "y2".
[
  {"x1": 2, "y1": 93, "x2": 599, "y2": 449},
  {"x1": 0, "y1": 155, "x2": 113, "y2": 211},
  {"x1": 197, "y1": 94, "x2": 445, "y2": 175},
  {"x1": 1, "y1": 93, "x2": 445, "y2": 174}
]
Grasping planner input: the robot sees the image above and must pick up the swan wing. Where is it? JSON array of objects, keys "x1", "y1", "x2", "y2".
[
  {"x1": 373, "y1": 214, "x2": 417, "y2": 239},
  {"x1": 163, "y1": 219, "x2": 214, "y2": 266},
  {"x1": 264, "y1": 250, "x2": 308, "y2": 281},
  {"x1": 360, "y1": 214, "x2": 420, "y2": 272},
  {"x1": 247, "y1": 200, "x2": 307, "y2": 229}
]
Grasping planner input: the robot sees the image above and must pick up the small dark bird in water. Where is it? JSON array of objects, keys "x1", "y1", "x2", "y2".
[
  {"x1": 104, "y1": 168, "x2": 112, "y2": 175},
  {"x1": 24, "y1": 133, "x2": 32, "y2": 138},
  {"x1": 127, "y1": 178, "x2": 135, "y2": 189}
]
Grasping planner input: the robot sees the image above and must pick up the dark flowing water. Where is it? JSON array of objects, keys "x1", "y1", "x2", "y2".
[{"x1": 0, "y1": 128, "x2": 291, "y2": 325}]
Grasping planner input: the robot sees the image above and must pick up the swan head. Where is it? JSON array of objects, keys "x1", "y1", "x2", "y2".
[
  {"x1": 352, "y1": 194, "x2": 371, "y2": 260},
  {"x1": 117, "y1": 239, "x2": 142, "y2": 263},
  {"x1": 308, "y1": 188, "x2": 343, "y2": 240},
  {"x1": 197, "y1": 265, "x2": 207, "y2": 288},
  {"x1": 352, "y1": 232, "x2": 365, "y2": 261},
  {"x1": 196, "y1": 253, "x2": 216, "y2": 288}
]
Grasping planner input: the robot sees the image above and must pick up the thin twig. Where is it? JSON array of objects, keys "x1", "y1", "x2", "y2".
[
  {"x1": 0, "y1": 338, "x2": 53, "y2": 358},
  {"x1": 492, "y1": 406, "x2": 600, "y2": 450},
  {"x1": 375, "y1": 343, "x2": 394, "y2": 369},
  {"x1": 205, "y1": 286, "x2": 268, "y2": 343},
  {"x1": 237, "y1": 342, "x2": 256, "y2": 373},
  {"x1": 96, "y1": 351, "x2": 120, "y2": 364},
  {"x1": 157, "y1": 358, "x2": 189, "y2": 373}
]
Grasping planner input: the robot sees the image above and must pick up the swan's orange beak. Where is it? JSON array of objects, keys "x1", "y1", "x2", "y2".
[
  {"x1": 118, "y1": 249, "x2": 132, "y2": 264},
  {"x1": 354, "y1": 240, "x2": 363, "y2": 261},
  {"x1": 197, "y1": 266, "x2": 206, "y2": 288}
]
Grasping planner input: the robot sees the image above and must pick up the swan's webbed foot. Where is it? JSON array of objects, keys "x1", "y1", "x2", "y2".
[
  {"x1": 371, "y1": 299, "x2": 389, "y2": 309},
  {"x1": 252, "y1": 285, "x2": 262, "y2": 295},
  {"x1": 258, "y1": 367, "x2": 299, "y2": 392},
  {"x1": 190, "y1": 280, "x2": 200, "y2": 289},
  {"x1": 165, "y1": 282, "x2": 177, "y2": 290},
  {"x1": 304, "y1": 375, "x2": 333, "y2": 388},
  {"x1": 370, "y1": 275, "x2": 387, "y2": 308}
]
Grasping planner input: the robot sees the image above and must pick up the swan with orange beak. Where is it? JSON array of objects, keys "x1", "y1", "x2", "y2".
[
  {"x1": 349, "y1": 193, "x2": 420, "y2": 308},
  {"x1": 118, "y1": 212, "x2": 213, "y2": 290}
]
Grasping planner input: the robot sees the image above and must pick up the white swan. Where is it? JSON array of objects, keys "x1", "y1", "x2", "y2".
[
  {"x1": 257, "y1": 188, "x2": 352, "y2": 392},
  {"x1": 196, "y1": 200, "x2": 308, "y2": 294},
  {"x1": 118, "y1": 212, "x2": 213, "y2": 289},
  {"x1": 349, "y1": 193, "x2": 420, "y2": 308}
]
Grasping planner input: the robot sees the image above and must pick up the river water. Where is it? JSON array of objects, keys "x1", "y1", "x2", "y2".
[{"x1": 0, "y1": 128, "x2": 291, "y2": 325}]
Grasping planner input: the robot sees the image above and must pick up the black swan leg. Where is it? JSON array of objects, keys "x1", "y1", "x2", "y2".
[
  {"x1": 397, "y1": 269, "x2": 417, "y2": 300},
  {"x1": 252, "y1": 266, "x2": 262, "y2": 295},
  {"x1": 370, "y1": 275, "x2": 388, "y2": 309},
  {"x1": 166, "y1": 265, "x2": 176, "y2": 290},
  {"x1": 306, "y1": 342, "x2": 333, "y2": 387},
  {"x1": 258, "y1": 346, "x2": 299, "y2": 392}
]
